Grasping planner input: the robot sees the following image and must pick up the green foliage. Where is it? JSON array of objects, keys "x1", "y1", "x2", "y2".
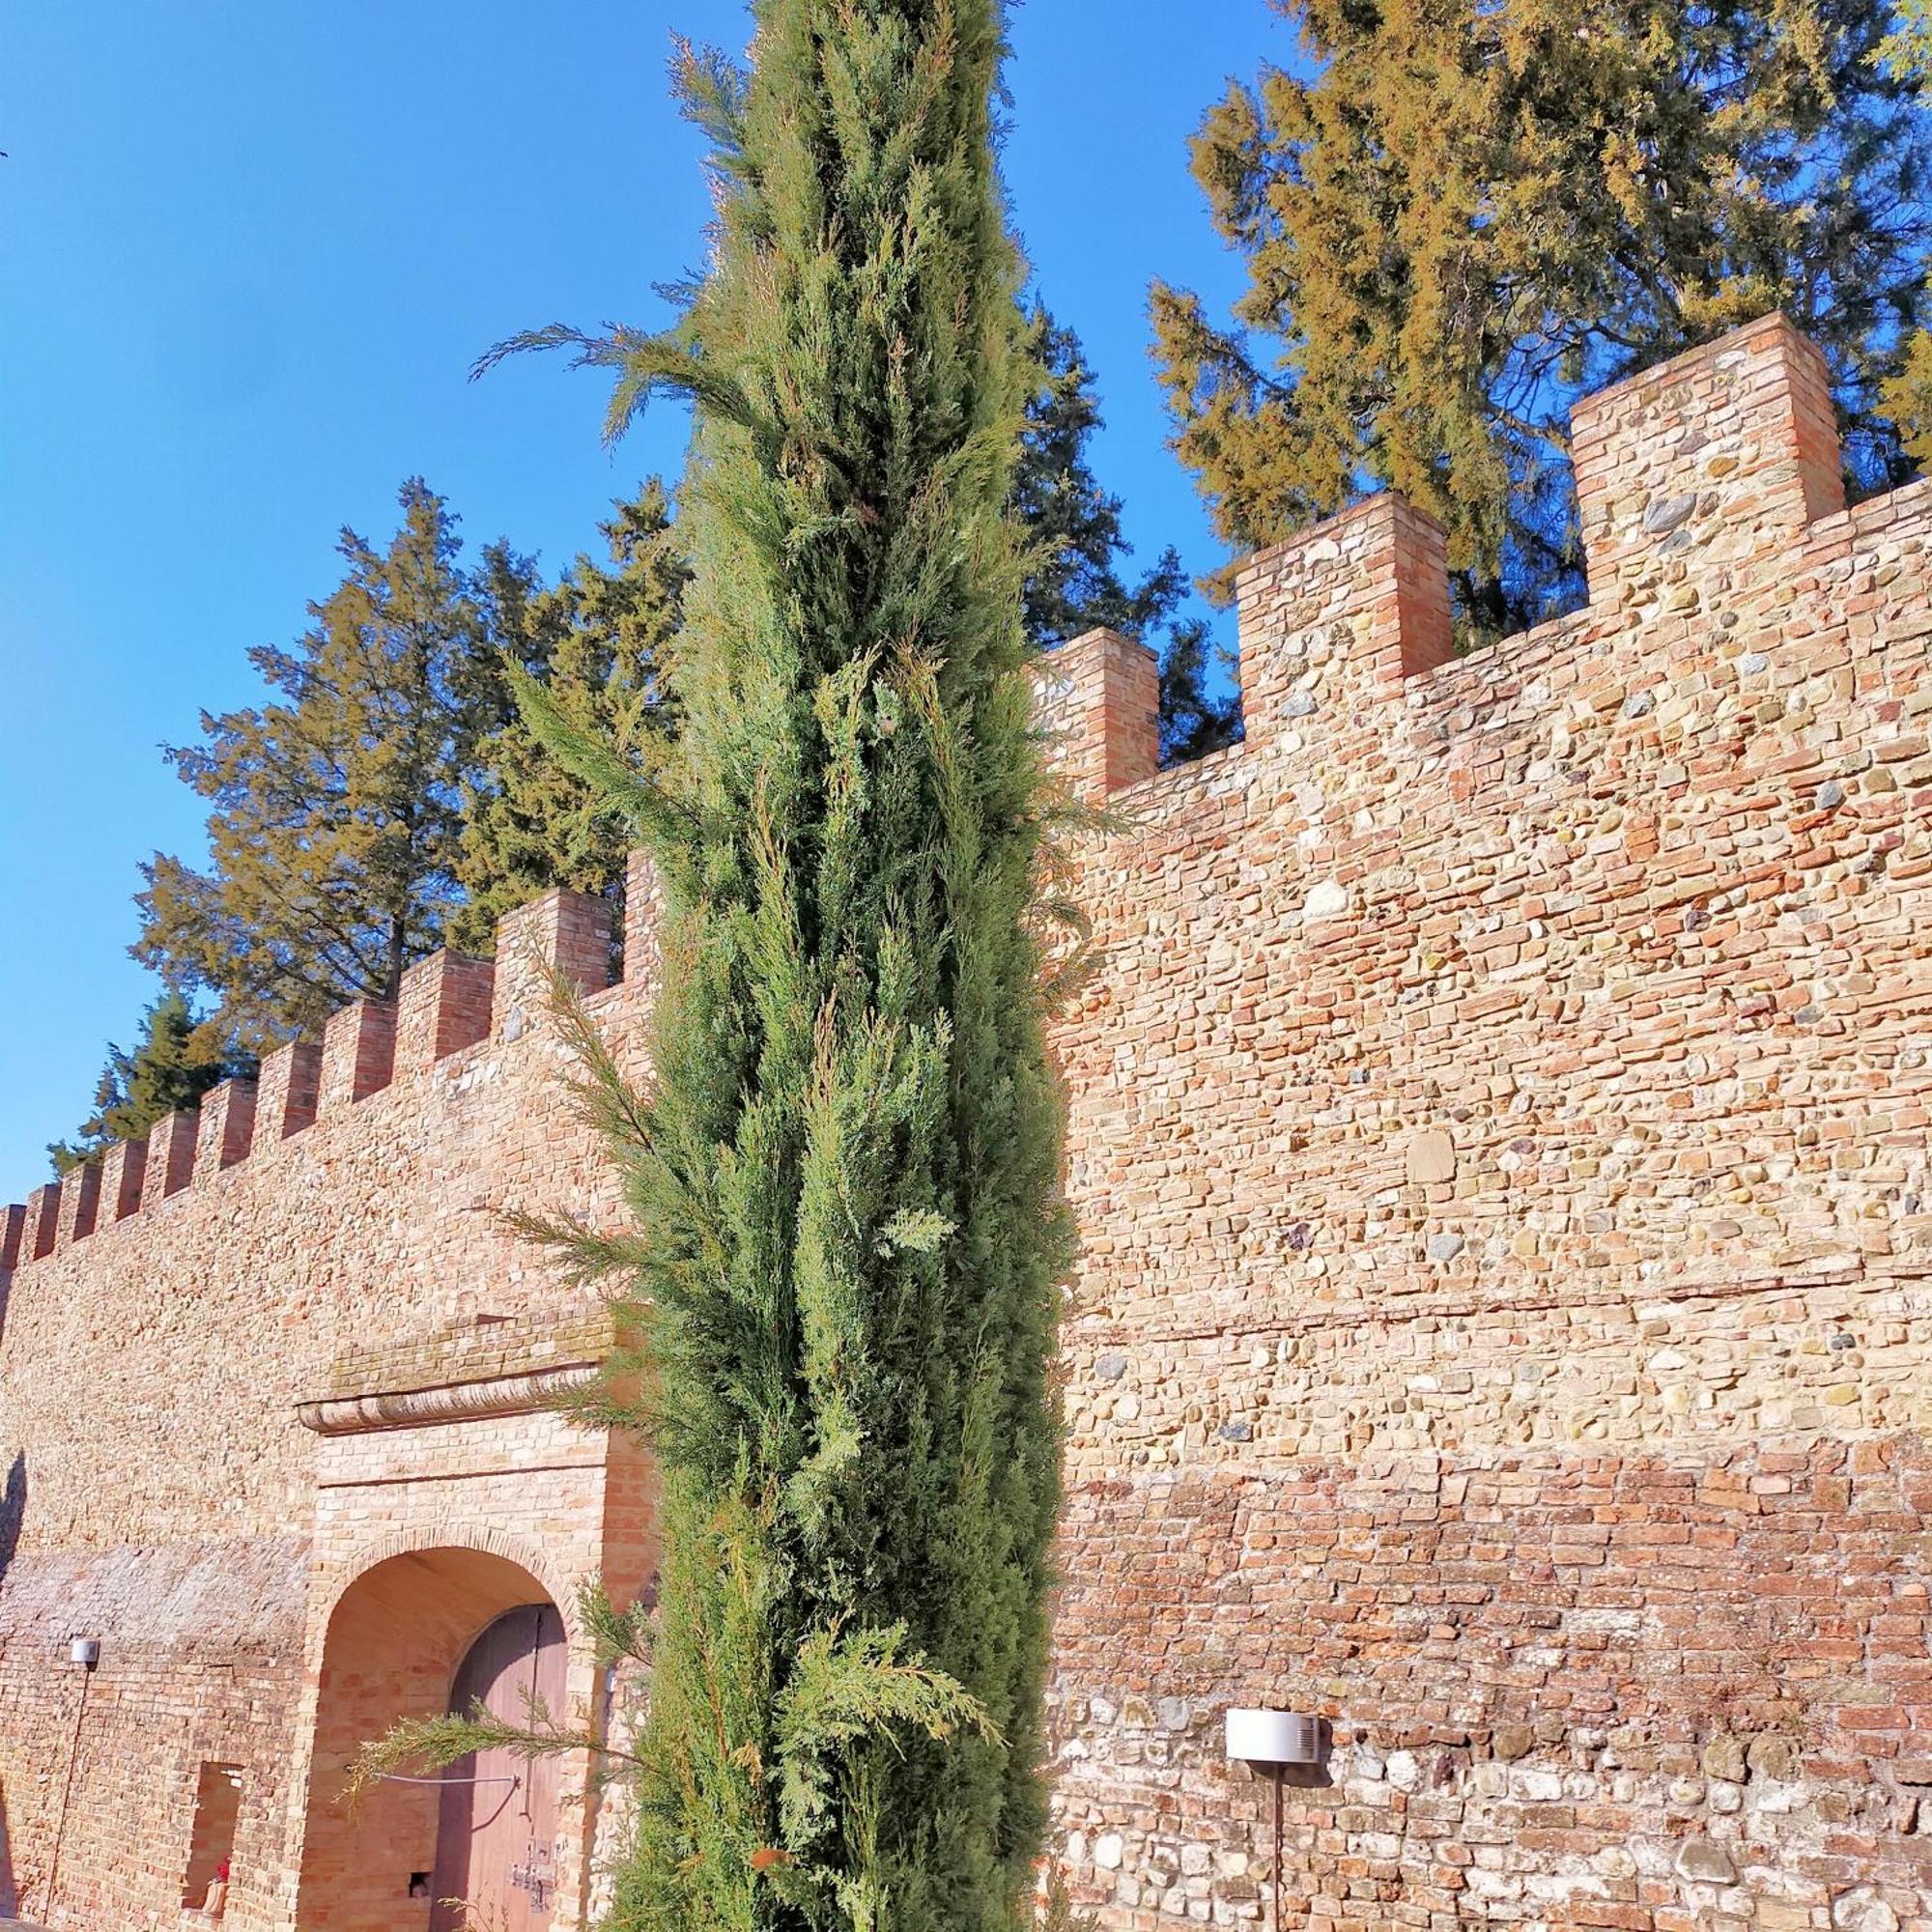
[
  {"x1": 768, "y1": 1625, "x2": 997, "y2": 1928},
  {"x1": 1882, "y1": 0, "x2": 1932, "y2": 81},
  {"x1": 451, "y1": 482, "x2": 691, "y2": 953},
  {"x1": 345, "y1": 1705, "x2": 597, "y2": 1808},
  {"x1": 1153, "y1": 0, "x2": 1932, "y2": 639},
  {"x1": 134, "y1": 481, "x2": 549, "y2": 1049},
  {"x1": 1037, "y1": 1873, "x2": 1099, "y2": 1932},
  {"x1": 348, "y1": 1578, "x2": 652, "y2": 1806},
  {"x1": 47, "y1": 989, "x2": 251, "y2": 1175},
  {"x1": 1883, "y1": 326, "x2": 1932, "y2": 463},
  {"x1": 494, "y1": 2, "x2": 1074, "y2": 1924},
  {"x1": 1016, "y1": 303, "x2": 1239, "y2": 761},
  {"x1": 1880, "y1": 0, "x2": 1932, "y2": 464},
  {"x1": 580, "y1": 1572, "x2": 656, "y2": 1670}
]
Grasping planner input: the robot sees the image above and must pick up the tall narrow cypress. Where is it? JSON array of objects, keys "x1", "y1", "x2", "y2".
[{"x1": 534, "y1": 6, "x2": 1072, "y2": 1927}]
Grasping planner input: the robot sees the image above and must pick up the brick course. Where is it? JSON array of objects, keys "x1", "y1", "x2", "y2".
[{"x1": 1, "y1": 316, "x2": 1928, "y2": 1931}]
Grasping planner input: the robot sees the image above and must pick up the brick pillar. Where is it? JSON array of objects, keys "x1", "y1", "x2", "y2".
[
  {"x1": 0, "y1": 1202, "x2": 23, "y2": 1276},
  {"x1": 56, "y1": 1160, "x2": 102, "y2": 1245},
  {"x1": 1235, "y1": 494, "x2": 1453, "y2": 741},
  {"x1": 1036, "y1": 628, "x2": 1162, "y2": 802},
  {"x1": 493, "y1": 890, "x2": 616, "y2": 1040},
  {"x1": 257, "y1": 1039, "x2": 323, "y2": 1143},
  {"x1": 396, "y1": 952, "x2": 496, "y2": 1077},
  {"x1": 1572, "y1": 312, "x2": 1845, "y2": 609},
  {"x1": 100, "y1": 1137, "x2": 148, "y2": 1224},
  {"x1": 319, "y1": 1002, "x2": 397, "y2": 1114},
  {"x1": 623, "y1": 848, "x2": 666, "y2": 998},
  {"x1": 24, "y1": 1181, "x2": 62, "y2": 1261},
  {"x1": 142, "y1": 1111, "x2": 201, "y2": 1208},
  {"x1": 195, "y1": 1078, "x2": 259, "y2": 1181}
]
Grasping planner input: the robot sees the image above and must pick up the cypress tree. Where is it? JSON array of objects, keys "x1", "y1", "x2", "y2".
[{"x1": 497, "y1": 6, "x2": 1074, "y2": 1927}]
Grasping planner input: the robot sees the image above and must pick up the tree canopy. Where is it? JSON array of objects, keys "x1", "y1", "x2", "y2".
[
  {"x1": 48, "y1": 990, "x2": 250, "y2": 1174},
  {"x1": 451, "y1": 480, "x2": 690, "y2": 953},
  {"x1": 134, "y1": 481, "x2": 549, "y2": 1048},
  {"x1": 1880, "y1": 0, "x2": 1932, "y2": 460},
  {"x1": 127, "y1": 312, "x2": 1229, "y2": 1076},
  {"x1": 1153, "y1": 0, "x2": 1932, "y2": 639}
]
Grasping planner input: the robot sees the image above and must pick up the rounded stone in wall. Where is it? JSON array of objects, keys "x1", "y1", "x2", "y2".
[{"x1": 1832, "y1": 1889, "x2": 1899, "y2": 1932}]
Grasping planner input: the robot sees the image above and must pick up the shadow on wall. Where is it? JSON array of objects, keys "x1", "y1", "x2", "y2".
[
  {"x1": 0, "y1": 1454, "x2": 19, "y2": 1918},
  {"x1": 0, "y1": 1775, "x2": 17, "y2": 1918},
  {"x1": 0, "y1": 1456, "x2": 21, "y2": 1913},
  {"x1": 1, "y1": 1455, "x2": 39, "y2": 1922},
  {"x1": 0, "y1": 1456, "x2": 23, "y2": 1586}
]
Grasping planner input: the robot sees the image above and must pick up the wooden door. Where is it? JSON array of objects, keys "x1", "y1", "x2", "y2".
[{"x1": 429, "y1": 1604, "x2": 567, "y2": 1932}]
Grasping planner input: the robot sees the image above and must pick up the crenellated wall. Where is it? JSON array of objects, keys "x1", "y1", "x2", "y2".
[
  {"x1": 1, "y1": 315, "x2": 1929, "y2": 1932},
  {"x1": 1040, "y1": 314, "x2": 1932, "y2": 1931},
  {"x1": 0, "y1": 862, "x2": 667, "y2": 1932}
]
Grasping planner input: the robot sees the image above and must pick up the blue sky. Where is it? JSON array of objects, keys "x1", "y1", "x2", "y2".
[{"x1": 0, "y1": 0, "x2": 1288, "y2": 1190}]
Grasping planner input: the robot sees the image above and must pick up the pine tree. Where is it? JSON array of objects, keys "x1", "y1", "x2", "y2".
[
  {"x1": 48, "y1": 991, "x2": 249, "y2": 1174},
  {"x1": 450, "y1": 482, "x2": 690, "y2": 953},
  {"x1": 1016, "y1": 303, "x2": 1240, "y2": 761},
  {"x1": 135, "y1": 482, "x2": 549, "y2": 1048},
  {"x1": 455, "y1": 5, "x2": 1072, "y2": 1925},
  {"x1": 1152, "y1": 0, "x2": 1932, "y2": 639},
  {"x1": 1880, "y1": 0, "x2": 1932, "y2": 461}
]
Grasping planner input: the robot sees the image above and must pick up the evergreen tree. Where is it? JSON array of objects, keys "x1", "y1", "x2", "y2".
[
  {"x1": 390, "y1": 5, "x2": 1074, "y2": 1926},
  {"x1": 48, "y1": 991, "x2": 249, "y2": 1174},
  {"x1": 1880, "y1": 0, "x2": 1932, "y2": 460},
  {"x1": 449, "y1": 313, "x2": 1237, "y2": 913},
  {"x1": 135, "y1": 482, "x2": 549, "y2": 1049},
  {"x1": 1152, "y1": 0, "x2": 1932, "y2": 639},
  {"x1": 1016, "y1": 303, "x2": 1240, "y2": 761},
  {"x1": 1883, "y1": 326, "x2": 1932, "y2": 462},
  {"x1": 450, "y1": 481, "x2": 690, "y2": 953}
]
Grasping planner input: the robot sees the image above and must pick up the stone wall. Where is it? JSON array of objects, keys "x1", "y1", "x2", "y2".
[
  {"x1": 0, "y1": 315, "x2": 1928, "y2": 1931},
  {"x1": 0, "y1": 875, "x2": 664, "y2": 1932},
  {"x1": 1043, "y1": 316, "x2": 1932, "y2": 1931}
]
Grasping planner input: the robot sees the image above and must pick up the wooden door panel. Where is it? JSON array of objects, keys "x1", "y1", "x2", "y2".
[{"x1": 430, "y1": 1604, "x2": 566, "y2": 1931}]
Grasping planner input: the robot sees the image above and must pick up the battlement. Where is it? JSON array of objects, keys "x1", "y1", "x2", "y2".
[
  {"x1": 5, "y1": 313, "x2": 1929, "y2": 1282},
  {"x1": 0, "y1": 877, "x2": 642, "y2": 1275},
  {"x1": 1037, "y1": 312, "x2": 1909, "y2": 804},
  {"x1": 5, "y1": 312, "x2": 1932, "y2": 1932}
]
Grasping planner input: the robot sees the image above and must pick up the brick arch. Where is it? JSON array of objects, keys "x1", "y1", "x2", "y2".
[
  {"x1": 295, "y1": 1538, "x2": 582, "y2": 1932},
  {"x1": 314, "y1": 1521, "x2": 582, "y2": 1644}
]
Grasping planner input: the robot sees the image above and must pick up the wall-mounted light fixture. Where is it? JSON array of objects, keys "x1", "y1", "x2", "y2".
[
  {"x1": 1225, "y1": 1708, "x2": 1320, "y2": 1768},
  {"x1": 44, "y1": 1638, "x2": 102, "y2": 1918},
  {"x1": 1226, "y1": 1708, "x2": 1323, "y2": 1928}
]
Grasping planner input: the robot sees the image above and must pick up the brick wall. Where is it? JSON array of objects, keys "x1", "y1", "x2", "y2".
[
  {"x1": 1043, "y1": 316, "x2": 1932, "y2": 1932},
  {"x1": 0, "y1": 884, "x2": 650, "y2": 1932},
  {"x1": 1, "y1": 316, "x2": 1928, "y2": 1931}
]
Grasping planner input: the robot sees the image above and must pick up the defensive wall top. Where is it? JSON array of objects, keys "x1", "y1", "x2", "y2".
[{"x1": 2, "y1": 313, "x2": 1924, "y2": 1282}]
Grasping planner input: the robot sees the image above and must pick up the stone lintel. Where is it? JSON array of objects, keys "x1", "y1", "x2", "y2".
[{"x1": 297, "y1": 1361, "x2": 603, "y2": 1436}]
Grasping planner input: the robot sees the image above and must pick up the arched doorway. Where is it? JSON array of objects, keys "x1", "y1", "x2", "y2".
[
  {"x1": 293, "y1": 1545, "x2": 583, "y2": 1932},
  {"x1": 430, "y1": 1603, "x2": 567, "y2": 1931}
]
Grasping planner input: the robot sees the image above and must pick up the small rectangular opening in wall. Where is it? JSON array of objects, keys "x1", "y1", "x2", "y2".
[{"x1": 182, "y1": 1761, "x2": 242, "y2": 1913}]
